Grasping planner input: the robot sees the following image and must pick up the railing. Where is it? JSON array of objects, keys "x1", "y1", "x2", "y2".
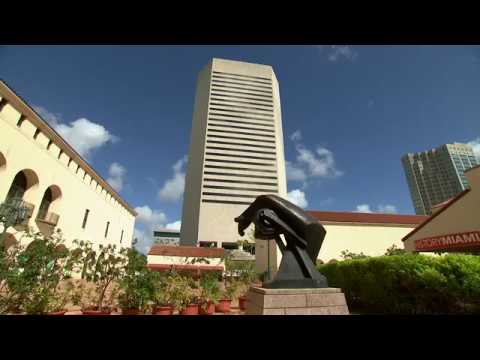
[
  {"x1": 0, "y1": 198, "x2": 35, "y2": 227},
  {"x1": 37, "y1": 211, "x2": 60, "y2": 226}
]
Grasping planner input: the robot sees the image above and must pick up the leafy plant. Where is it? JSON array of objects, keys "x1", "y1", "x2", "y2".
[
  {"x1": 73, "y1": 240, "x2": 126, "y2": 312},
  {"x1": 0, "y1": 229, "x2": 80, "y2": 314},
  {"x1": 167, "y1": 272, "x2": 197, "y2": 311},
  {"x1": 222, "y1": 278, "x2": 241, "y2": 300},
  {"x1": 318, "y1": 253, "x2": 480, "y2": 314},
  {"x1": 117, "y1": 245, "x2": 155, "y2": 312},
  {"x1": 340, "y1": 250, "x2": 369, "y2": 260},
  {"x1": 199, "y1": 272, "x2": 221, "y2": 308},
  {"x1": 384, "y1": 244, "x2": 407, "y2": 256}
]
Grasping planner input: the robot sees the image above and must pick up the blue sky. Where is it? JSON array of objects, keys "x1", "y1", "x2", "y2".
[{"x1": 1, "y1": 45, "x2": 479, "y2": 253}]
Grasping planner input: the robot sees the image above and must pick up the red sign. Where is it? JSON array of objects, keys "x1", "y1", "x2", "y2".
[{"x1": 415, "y1": 231, "x2": 480, "y2": 252}]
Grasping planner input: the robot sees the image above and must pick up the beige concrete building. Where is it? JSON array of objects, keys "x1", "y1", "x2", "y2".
[
  {"x1": 403, "y1": 164, "x2": 480, "y2": 253},
  {"x1": 180, "y1": 58, "x2": 287, "y2": 273},
  {"x1": 308, "y1": 211, "x2": 428, "y2": 262},
  {"x1": 0, "y1": 80, "x2": 136, "y2": 249}
]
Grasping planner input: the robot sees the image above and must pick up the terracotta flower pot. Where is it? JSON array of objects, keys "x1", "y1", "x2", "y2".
[
  {"x1": 153, "y1": 306, "x2": 174, "y2": 315},
  {"x1": 215, "y1": 299, "x2": 231, "y2": 313},
  {"x1": 199, "y1": 301, "x2": 215, "y2": 315},
  {"x1": 239, "y1": 296, "x2": 248, "y2": 310},
  {"x1": 82, "y1": 308, "x2": 111, "y2": 315},
  {"x1": 179, "y1": 304, "x2": 199, "y2": 315},
  {"x1": 47, "y1": 311, "x2": 67, "y2": 315},
  {"x1": 122, "y1": 308, "x2": 141, "y2": 315}
]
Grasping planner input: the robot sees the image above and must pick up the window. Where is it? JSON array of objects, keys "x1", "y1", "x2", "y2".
[
  {"x1": 37, "y1": 188, "x2": 53, "y2": 220},
  {"x1": 82, "y1": 209, "x2": 90, "y2": 229},
  {"x1": 120, "y1": 230, "x2": 124, "y2": 244},
  {"x1": 33, "y1": 129, "x2": 41, "y2": 139},
  {"x1": 105, "y1": 221, "x2": 110, "y2": 238}
]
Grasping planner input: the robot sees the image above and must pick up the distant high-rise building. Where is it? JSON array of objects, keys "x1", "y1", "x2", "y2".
[
  {"x1": 180, "y1": 58, "x2": 287, "y2": 269},
  {"x1": 401, "y1": 142, "x2": 479, "y2": 215}
]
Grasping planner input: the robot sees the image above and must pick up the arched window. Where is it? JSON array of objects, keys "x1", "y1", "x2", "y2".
[
  {"x1": 37, "y1": 187, "x2": 53, "y2": 220},
  {"x1": 6, "y1": 171, "x2": 28, "y2": 202}
]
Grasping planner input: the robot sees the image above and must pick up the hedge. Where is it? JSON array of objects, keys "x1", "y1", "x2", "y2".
[{"x1": 318, "y1": 254, "x2": 480, "y2": 314}]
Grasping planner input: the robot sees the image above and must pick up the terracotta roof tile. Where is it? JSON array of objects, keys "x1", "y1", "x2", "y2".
[
  {"x1": 148, "y1": 245, "x2": 225, "y2": 258},
  {"x1": 308, "y1": 211, "x2": 428, "y2": 225}
]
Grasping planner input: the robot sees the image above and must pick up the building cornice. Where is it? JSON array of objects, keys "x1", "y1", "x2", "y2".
[{"x1": 0, "y1": 80, "x2": 137, "y2": 216}]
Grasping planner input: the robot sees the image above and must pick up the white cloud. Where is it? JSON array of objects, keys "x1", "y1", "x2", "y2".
[
  {"x1": 286, "y1": 189, "x2": 308, "y2": 208},
  {"x1": 467, "y1": 138, "x2": 480, "y2": 160},
  {"x1": 107, "y1": 162, "x2": 126, "y2": 192},
  {"x1": 286, "y1": 161, "x2": 307, "y2": 182},
  {"x1": 355, "y1": 204, "x2": 398, "y2": 214},
  {"x1": 327, "y1": 45, "x2": 358, "y2": 62},
  {"x1": 158, "y1": 156, "x2": 188, "y2": 202},
  {"x1": 296, "y1": 145, "x2": 343, "y2": 179},
  {"x1": 133, "y1": 205, "x2": 169, "y2": 254},
  {"x1": 166, "y1": 220, "x2": 182, "y2": 231},
  {"x1": 290, "y1": 130, "x2": 302, "y2": 142},
  {"x1": 33, "y1": 105, "x2": 118, "y2": 159}
]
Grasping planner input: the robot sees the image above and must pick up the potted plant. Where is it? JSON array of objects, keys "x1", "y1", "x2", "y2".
[
  {"x1": 236, "y1": 261, "x2": 257, "y2": 310},
  {"x1": 216, "y1": 279, "x2": 240, "y2": 314},
  {"x1": 198, "y1": 273, "x2": 221, "y2": 315},
  {"x1": 117, "y1": 245, "x2": 155, "y2": 315},
  {"x1": 169, "y1": 273, "x2": 198, "y2": 315},
  {"x1": 73, "y1": 240, "x2": 126, "y2": 315},
  {"x1": 152, "y1": 272, "x2": 174, "y2": 315},
  {"x1": 46, "y1": 280, "x2": 76, "y2": 315}
]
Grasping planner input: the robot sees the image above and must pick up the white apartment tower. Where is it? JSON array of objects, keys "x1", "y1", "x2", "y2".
[{"x1": 180, "y1": 58, "x2": 287, "y2": 265}]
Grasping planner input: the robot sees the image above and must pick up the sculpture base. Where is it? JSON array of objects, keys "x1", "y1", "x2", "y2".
[{"x1": 245, "y1": 287, "x2": 349, "y2": 315}]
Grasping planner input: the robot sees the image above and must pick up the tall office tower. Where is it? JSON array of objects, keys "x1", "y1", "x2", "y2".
[
  {"x1": 180, "y1": 58, "x2": 287, "y2": 271},
  {"x1": 401, "y1": 142, "x2": 479, "y2": 215}
]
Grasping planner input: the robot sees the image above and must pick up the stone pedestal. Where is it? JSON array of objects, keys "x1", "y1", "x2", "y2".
[{"x1": 245, "y1": 287, "x2": 349, "y2": 315}]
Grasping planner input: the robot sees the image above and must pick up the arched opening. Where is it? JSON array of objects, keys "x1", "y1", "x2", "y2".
[
  {"x1": 36, "y1": 185, "x2": 62, "y2": 227},
  {"x1": 0, "y1": 152, "x2": 6, "y2": 171},
  {"x1": 5, "y1": 169, "x2": 39, "y2": 203}
]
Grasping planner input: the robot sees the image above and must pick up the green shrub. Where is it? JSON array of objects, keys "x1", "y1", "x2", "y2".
[{"x1": 318, "y1": 254, "x2": 480, "y2": 314}]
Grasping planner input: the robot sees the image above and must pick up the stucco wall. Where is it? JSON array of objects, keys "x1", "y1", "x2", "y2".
[{"x1": 0, "y1": 91, "x2": 135, "y2": 250}]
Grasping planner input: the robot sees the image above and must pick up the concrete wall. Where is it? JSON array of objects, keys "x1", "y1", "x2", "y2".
[
  {"x1": 318, "y1": 223, "x2": 416, "y2": 262},
  {"x1": 0, "y1": 84, "x2": 136, "y2": 250}
]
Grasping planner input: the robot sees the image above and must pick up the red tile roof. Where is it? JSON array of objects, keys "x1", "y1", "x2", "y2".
[
  {"x1": 147, "y1": 264, "x2": 224, "y2": 272},
  {"x1": 148, "y1": 245, "x2": 225, "y2": 258},
  {"x1": 402, "y1": 188, "x2": 471, "y2": 242},
  {"x1": 308, "y1": 211, "x2": 428, "y2": 226}
]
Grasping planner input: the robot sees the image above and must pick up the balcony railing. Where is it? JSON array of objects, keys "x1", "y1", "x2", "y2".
[
  {"x1": 0, "y1": 198, "x2": 35, "y2": 227},
  {"x1": 37, "y1": 211, "x2": 60, "y2": 226}
]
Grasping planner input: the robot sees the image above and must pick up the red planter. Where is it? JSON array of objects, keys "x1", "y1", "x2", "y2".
[
  {"x1": 239, "y1": 296, "x2": 248, "y2": 310},
  {"x1": 199, "y1": 301, "x2": 215, "y2": 315},
  {"x1": 179, "y1": 304, "x2": 199, "y2": 315},
  {"x1": 153, "y1": 306, "x2": 174, "y2": 315},
  {"x1": 122, "y1": 308, "x2": 141, "y2": 315},
  {"x1": 82, "y1": 310, "x2": 111, "y2": 315},
  {"x1": 47, "y1": 311, "x2": 67, "y2": 315},
  {"x1": 215, "y1": 299, "x2": 231, "y2": 313}
]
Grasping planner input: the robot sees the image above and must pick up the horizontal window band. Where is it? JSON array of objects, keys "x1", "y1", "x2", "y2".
[
  {"x1": 203, "y1": 171, "x2": 278, "y2": 180},
  {"x1": 210, "y1": 101, "x2": 273, "y2": 113},
  {"x1": 209, "y1": 112, "x2": 274, "y2": 123},
  {"x1": 211, "y1": 78, "x2": 272, "y2": 90},
  {"x1": 205, "y1": 158, "x2": 276, "y2": 167},
  {"x1": 206, "y1": 146, "x2": 276, "y2": 155},
  {"x1": 207, "y1": 134, "x2": 275, "y2": 144},
  {"x1": 209, "y1": 107, "x2": 273, "y2": 118},
  {"x1": 204, "y1": 164, "x2": 277, "y2": 173},
  {"x1": 206, "y1": 140, "x2": 276, "y2": 149},
  {"x1": 203, "y1": 185, "x2": 278, "y2": 192},
  {"x1": 202, "y1": 192, "x2": 257, "y2": 198},
  {"x1": 208, "y1": 117, "x2": 274, "y2": 128},
  {"x1": 202, "y1": 199, "x2": 252, "y2": 206},
  {"x1": 211, "y1": 83, "x2": 273, "y2": 95},
  {"x1": 207, "y1": 128, "x2": 275, "y2": 138},
  {"x1": 210, "y1": 96, "x2": 273, "y2": 109},
  {"x1": 203, "y1": 178, "x2": 277, "y2": 186},
  {"x1": 212, "y1": 70, "x2": 271, "y2": 82},
  {"x1": 205, "y1": 152, "x2": 276, "y2": 161},
  {"x1": 211, "y1": 87, "x2": 272, "y2": 99},
  {"x1": 212, "y1": 74, "x2": 272, "y2": 86},
  {"x1": 211, "y1": 91, "x2": 273, "y2": 103},
  {"x1": 208, "y1": 122, "x2": 275, "y2": 133}
]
